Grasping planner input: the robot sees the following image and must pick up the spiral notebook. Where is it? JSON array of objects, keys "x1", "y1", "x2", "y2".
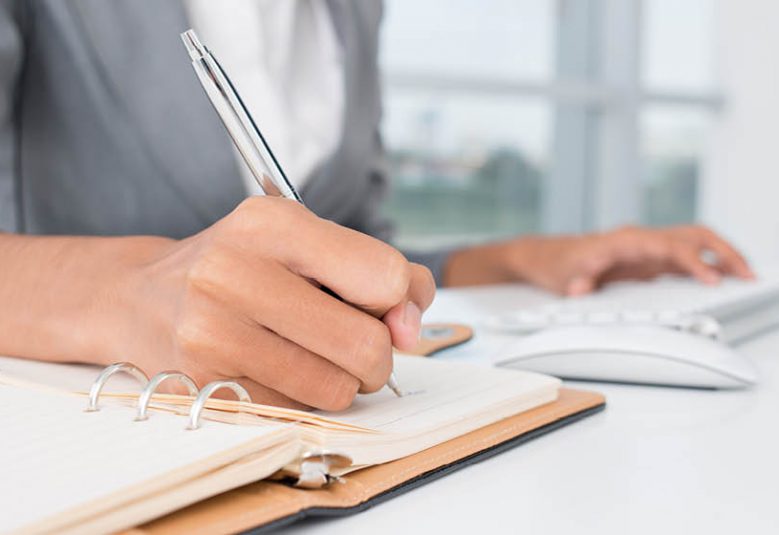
[{"x1": 0, "y1": 355, "x2": 603, "y2": 534}]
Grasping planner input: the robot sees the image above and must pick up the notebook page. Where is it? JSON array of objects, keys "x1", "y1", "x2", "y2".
[
  {"x1": 305, "y1": 355, "x2": 560, "y2": 466},
  {"x1": 320, "y1": 355, "x2": 560, "y2": 433},
  {"x1": 0, "y1": 384, "x2": 293, "y2": 534}
]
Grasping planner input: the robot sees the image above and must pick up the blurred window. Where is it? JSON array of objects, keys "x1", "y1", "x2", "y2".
[
  {"x1": 380, "y1": 0, "x2": 722, "y2": 249},
  {"x1": 640, "y1": 0, "x2": 719, "y2": 228},
  {"x1": 380, "y1": 0, "x2": 554, "y2": 248},
  {"x1": 641, "y1": 106, "x2": 713, "y2": 226}
]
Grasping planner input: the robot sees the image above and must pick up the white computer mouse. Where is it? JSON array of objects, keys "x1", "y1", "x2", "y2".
[{"x1": 496, "y1": 325, "x2": 758, "y2": 389}]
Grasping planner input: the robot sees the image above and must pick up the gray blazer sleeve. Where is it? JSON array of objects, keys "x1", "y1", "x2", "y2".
[{"x1": 0, "y1": 2, "x2": 23, "y2": 232}]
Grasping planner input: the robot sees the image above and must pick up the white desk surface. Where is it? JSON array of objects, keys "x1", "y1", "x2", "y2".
[{"x1": 277, "y1": 284, "x2": 779, "y2": 535}]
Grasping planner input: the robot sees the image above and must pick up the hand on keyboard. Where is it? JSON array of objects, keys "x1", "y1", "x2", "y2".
[
  {"x1": 446, "y1": 225, "x2": 754, "y2": 295},
  {"x1": 521, "y1": 226, "x2": 756, "y2": 295}
]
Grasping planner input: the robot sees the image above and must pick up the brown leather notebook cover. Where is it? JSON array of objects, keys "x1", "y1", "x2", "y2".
[{"x1": 128, "y1": 388, "x2": 605, "y2": 535}]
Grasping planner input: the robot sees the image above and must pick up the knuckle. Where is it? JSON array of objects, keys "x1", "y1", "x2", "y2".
[
  {"x1": 227, "y1": 197, "x2": 264, "y2": 231},
  {"x1": 354, "y1": 321, "x2": 393, "y2": 392},
  {"x1": 671, "y1": 240, "x2": 695, "y2": 260},
  {"x1": 172, "y1": 316, "x2": 236, "y2": 383},
  {"x1": 173, "y1": 315, "x2": 211, "y2": 362},
  {"x1": 186, "y1": 249, "x2": 228, "y2": 296},
  {"x1": 228, "y1": 196, "x2": 306, "y2": 233},
  {"x1": 580, "y1": 254, "x2": 608, "y2": 275},
  {"x1": 648, "y1": 238, "x2": 671, "y2": 258},
  {"x1": 317, "y1": 372, "x2": 360, "y2": 411},
  {"x1": 380, "y1": 249, "x2": 412, "y2": 304},
  {"x1": 413, "y1": 264, "x2": 436, "y2": 307}
]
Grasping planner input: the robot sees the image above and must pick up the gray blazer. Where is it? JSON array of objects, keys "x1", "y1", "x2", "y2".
[{"x1": 0, "y1": 1, "x2": 448, "y2": 279}]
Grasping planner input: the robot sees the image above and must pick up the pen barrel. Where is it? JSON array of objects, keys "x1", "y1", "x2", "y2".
[
  {"x1": 180, "y1": 30, "x2": 401, "y2": 397},
  {"x1": 182, "y1": 32, "x2": 302, "y2": 203}
]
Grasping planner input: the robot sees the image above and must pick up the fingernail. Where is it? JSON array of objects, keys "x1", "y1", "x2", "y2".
[{"x1": 403, "y1": 301, "x2": 422, "y2": 340}]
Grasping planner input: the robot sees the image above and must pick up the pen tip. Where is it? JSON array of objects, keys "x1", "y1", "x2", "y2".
[{"x1": 387, "y1": 373, "x2": 404, "y2": 398}]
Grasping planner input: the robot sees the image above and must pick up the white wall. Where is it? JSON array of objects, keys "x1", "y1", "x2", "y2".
[{"x1": 702, "y1": 0, "x2": 779, "y2": 264}]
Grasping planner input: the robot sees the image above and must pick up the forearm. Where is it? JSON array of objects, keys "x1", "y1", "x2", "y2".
[{"x1": 0, "y1": 232, "x2": 170, "y2": 364}]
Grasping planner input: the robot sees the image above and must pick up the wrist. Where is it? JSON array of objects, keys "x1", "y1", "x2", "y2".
[
  {"x1": 441, "y1": 236, "x2": 550, "y2": 287},
  {"x1": 0, "y1": 234, "x2": 174, "y2": 366},
  {"x1": 443, "y1": 239, "x2": 523, "y2": 287},
  {"x1": 88, "y1": 236, "x2": 178, "y2": 366}
]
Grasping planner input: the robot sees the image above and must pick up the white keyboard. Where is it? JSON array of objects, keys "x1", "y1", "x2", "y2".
[{"x1": 486, "y1": 275, "x2": 779, "y2": 344}]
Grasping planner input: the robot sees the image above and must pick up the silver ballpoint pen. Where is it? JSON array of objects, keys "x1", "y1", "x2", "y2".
[{"x1": 180, "y1": 29, "x2": 404, "y2": 398}]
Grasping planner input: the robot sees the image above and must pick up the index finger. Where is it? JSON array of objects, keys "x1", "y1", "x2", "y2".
[{"x1": 258, "y1": 201, "x2": 416, "y2": 316}]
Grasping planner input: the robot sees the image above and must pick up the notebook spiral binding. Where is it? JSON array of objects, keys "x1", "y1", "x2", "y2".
[
  {"x1": 85, "y1": 362, "x2": 352, "y2": 488},
  {"x1": 84, "y1": 361, "x2": 250, "y2": 430}
]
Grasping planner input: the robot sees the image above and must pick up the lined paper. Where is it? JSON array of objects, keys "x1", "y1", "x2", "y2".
[{"x1": 0, "y1": 384, "x2": 289, "y2": 533}]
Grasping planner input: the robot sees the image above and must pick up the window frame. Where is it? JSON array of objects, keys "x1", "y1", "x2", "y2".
[{"x1": 381, "y1": 0, "x2": 724, "y2": 236}]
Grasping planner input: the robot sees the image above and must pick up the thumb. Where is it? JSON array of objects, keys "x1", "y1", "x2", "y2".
[{"x1": 383, "y1": 301, "x2": 422, "y2": 352}]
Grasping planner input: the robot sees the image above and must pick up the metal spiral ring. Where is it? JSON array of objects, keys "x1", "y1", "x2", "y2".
[
  {"x1": 86, "y1": 362, "x2": 149, "y2": 412},
  {"x1": 186, "y1": 380, "x2": 251, "y2": 430},
  {"x1": 135, "y1": 371, "x2": 199, "y2": 421}
]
